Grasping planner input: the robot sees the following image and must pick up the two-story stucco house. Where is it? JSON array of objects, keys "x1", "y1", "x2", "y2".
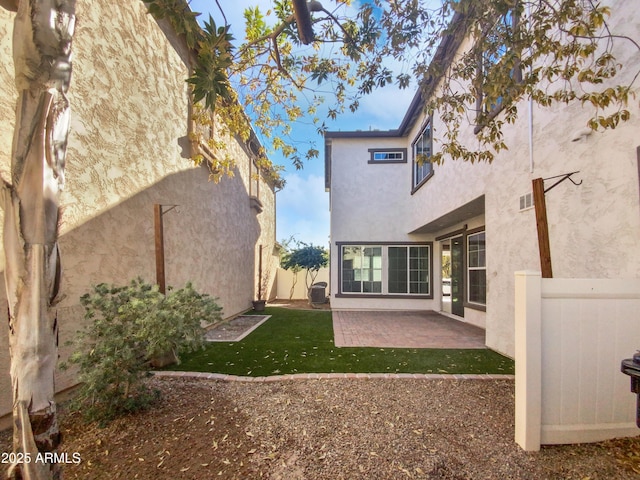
[
  {"x1": 0, "y1": 1, "x2": 278, "y2": 421},
  {"x1": 325, "y1": 0, "x2": 640, "y2": 359}
]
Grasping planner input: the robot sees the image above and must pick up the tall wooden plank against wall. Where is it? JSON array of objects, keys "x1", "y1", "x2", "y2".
[
  {"x1": 154, "y1": 204, "x2": 165, "y2": 294},
  {"x1": 532, "y1": 178, "x2": 553, "y2": 278}
]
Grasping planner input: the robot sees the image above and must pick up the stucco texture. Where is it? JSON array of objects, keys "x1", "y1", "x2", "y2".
[
  {"x1": 327, "y1": 0, "x2": 640, "y2": 358},
  {"x1": 0, "y1": 2, "x2": 277, "y2": 420}
]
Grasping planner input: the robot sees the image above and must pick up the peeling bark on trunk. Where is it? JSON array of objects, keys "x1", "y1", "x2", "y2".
[{"x1": 1, "y1": 1, "x2": 76, "y2": 479}]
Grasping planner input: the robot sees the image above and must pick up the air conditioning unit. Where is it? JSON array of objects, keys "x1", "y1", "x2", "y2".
[{"x1": 309, "y1": 282, "x2": 327, "y2": 304}]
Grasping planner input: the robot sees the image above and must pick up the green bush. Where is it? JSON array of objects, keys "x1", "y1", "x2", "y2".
[{"x1": 64, "y1": 278, "x2": 222, "y2": 423}]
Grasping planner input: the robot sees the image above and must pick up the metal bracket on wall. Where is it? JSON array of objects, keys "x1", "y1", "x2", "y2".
[
  {"x1": 533, "y1": 171, "x2": 582, "y2": 279},
  {"x1": 159, "y1": 204, "x2": 180, "y2": 216},
  {"x1": 543, "y1": 171, "x2": 582, "y2": 194}
]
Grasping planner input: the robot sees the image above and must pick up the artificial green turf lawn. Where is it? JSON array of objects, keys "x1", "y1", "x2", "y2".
[{"x1": 170, "y1": 307, "x2": 514, "y2": 376}]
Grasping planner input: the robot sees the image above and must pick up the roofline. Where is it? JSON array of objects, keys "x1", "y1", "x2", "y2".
[
  {"x1": 324, "y1": 129, "x2": 402, "y2": 139},
  {"x1": 324, "y1": 11, "x2": 469, "y2": 141},
  {"x1": 397, "y1": 90, "x2": 424, "y2": 136},
  {"x1": 324, "y1": 11, "x2": 471, "y2": 192},
  {"x1": 154, "y1": 1, "x2": 271, "y2": 174},
  {"x1": 323, "y1": 89, "x2": 422, "y2": 140}
]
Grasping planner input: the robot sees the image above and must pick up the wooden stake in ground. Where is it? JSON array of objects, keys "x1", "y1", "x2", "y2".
[{"x1": 1, "y1": 1, "x2": 76, "y2": 479}]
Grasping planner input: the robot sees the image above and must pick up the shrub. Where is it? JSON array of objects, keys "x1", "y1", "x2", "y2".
[{"x1": 64, "y1": 278, "x2": 222, "y2": 423}]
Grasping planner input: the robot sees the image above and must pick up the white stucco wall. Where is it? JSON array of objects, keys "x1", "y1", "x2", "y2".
[
  {"x1": 327, "y1": 0, "x2": 640, "y2": 357},
  {"x1": 330, "y1": 137, "x2": 412, "y2": 241},
  {"x1": 328, "y1": 136, "x2": 437, "y2": 311},
  {"x1": 0, "y1": 2, "x2": 277, "y2": 419}
]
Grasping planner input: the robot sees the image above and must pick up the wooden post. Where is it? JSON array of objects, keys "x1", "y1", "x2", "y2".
[
  {"x1": 532, "y1": 178, "x2": 553, "y2": 278},
  {"x1": 154, "y1": 204, "x2": 166, "y2": 294},
  {"x1": 258, "y1": 244, "x2": 263, "y2": 300}
]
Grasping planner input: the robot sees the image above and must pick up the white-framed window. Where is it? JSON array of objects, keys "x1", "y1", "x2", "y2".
[
  {"x1": 467, "y1": 231, "x2": 486, "y2": 305},
  {"x1": 412, "y1": 119, "x2": 433, "y2": 188},
  {"x1": 340, "y1": 243, "x2": 431, "y2": 296}
]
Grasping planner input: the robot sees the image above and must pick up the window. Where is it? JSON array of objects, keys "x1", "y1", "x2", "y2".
[
  {"x1": 388, "y1": 247, "x2": 408, "y2": 293},
  {"x1": 368, "y1": 148, "x2": 407, "y2": 163},
  {"x1": 467, "y1": 232, "x2": 486, "y2": 305},
  {"x1": 340, "y1": 243, "x2": 431, "y2": 296},
  {"x1": 342, "y1": 246, "x2": 382, "y2": 293},
  {"x1": 389, "y1": 246, "x2": 430, "y2": 294},
  {"x1": 412, "y1": 120, "x2": 433, "y2": 188},
  {"x1": 475, "y1": 9, "x2": 521, "y2": 127}
]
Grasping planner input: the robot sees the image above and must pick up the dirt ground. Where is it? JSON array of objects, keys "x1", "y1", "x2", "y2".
[
  {"x1": 268, "y1": 299, "x2": 331, "y2": 310},
  {"x1": 1, "y1": 376, "x2": 638, "y2": 479}
]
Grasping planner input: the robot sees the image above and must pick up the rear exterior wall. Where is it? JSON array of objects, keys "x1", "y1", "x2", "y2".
[
  {"x1": 0, "y1": 1, "x2": 277, "y2": 419},
  {"x1": 328, "y1": 0, "x2": 640, "y2": 357}
]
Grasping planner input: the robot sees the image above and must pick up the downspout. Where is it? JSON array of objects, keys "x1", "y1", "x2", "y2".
[
  {"x1": 529, "y1": 98, "x2": 534, "y2": 173},
  {"x1": 526, "y1": 2, "x2": 534, "y2": 174}
]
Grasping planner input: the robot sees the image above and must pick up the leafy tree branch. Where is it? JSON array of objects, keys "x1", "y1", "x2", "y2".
[
  {"x1": 146, "y1": 0, "x2": 639, "y2": 170},
  {"x1": 281, "y1": 241, "x2": 328, "y2": 292}
]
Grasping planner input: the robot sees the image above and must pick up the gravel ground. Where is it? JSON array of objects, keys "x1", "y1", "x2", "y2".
[{"x1": 2, "y1": 376, "x2": 638, "y2": 479}]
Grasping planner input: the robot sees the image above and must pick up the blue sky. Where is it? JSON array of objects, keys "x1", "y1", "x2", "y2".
[{"x1": 188, "y1": 1, "x2": 415, "y2": 248}]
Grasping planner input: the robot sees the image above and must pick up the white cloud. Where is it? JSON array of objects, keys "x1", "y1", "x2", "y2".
[
  {"x1": 343, "y1": 85, "x2": 416, "y2": 131},
  {"x1": 277, "y1": 173, "x2": 330, "y2": 248}
]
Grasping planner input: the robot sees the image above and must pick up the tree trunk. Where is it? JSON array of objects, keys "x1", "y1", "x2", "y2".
[
  {"x1": 1, "y1": 1, "x2": 76, "y2": 479},
  {"x1": 288, "y1": 270, "x2": 298, "y2": 300}
]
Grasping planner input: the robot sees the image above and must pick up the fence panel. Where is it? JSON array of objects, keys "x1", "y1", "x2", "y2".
[{"x1": 515, "y1": 272, "x2": 640, "y2": 450}]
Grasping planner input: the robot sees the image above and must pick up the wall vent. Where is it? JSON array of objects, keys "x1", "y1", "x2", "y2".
[{"x1": 519, "y1": 192, "x2": 533, "y2": 211}]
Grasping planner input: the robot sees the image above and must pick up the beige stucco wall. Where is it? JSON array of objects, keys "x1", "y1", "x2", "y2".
[
  {"x1": 431, "y1": 0, "x2": 639, "y2": 356},
  {"x1": 328, "y1": 0, "x2": 640, "y2": 357},
  {"x1": 276, "y1": 267, "x2": 330, "y2": 300},
  {"x1": 0, "y1": 1, "x2": 277, "y2": 419}
]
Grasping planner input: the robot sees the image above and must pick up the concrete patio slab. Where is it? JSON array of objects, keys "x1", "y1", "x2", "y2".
[{"x1": 332, "y1": 310, "x2": 486, "y2": 349}]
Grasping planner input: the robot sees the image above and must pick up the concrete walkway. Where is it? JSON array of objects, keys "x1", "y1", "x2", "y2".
[{"x1": 332, "y1": 310, "x2": 486, "y2": 349}]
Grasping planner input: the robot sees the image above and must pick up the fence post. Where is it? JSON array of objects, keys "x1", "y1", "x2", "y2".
[{"x1": 515, "y1": 270, "x2": 542, "y2": 451}]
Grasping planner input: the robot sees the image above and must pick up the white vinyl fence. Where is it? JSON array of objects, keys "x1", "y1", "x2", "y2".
[{"x1": 515, "y1": 271, "x2": 640, "y2": 451}]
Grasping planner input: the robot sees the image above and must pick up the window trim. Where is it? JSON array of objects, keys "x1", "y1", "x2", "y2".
[
  {"x1": 336, "y1": 241, "x2": 433, "y2": 299},
  {"x1": 474, "y1": 8, "x2": 522, "y2": 134},
  {"x1": 340, "y1": 244, "x2": 383, "y2": 294},
  {"x1": 464, "y1": 227, "x2": 487, "y2": 310},
  {"x1": 411, "y1": 118, "x2": 434, "y2": 193},
  {"x1": 368, "y1": 148, "x2": 407, "y2": 164}
]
